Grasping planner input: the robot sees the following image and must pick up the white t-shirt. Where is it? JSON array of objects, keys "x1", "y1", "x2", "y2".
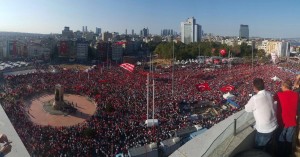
[{"x1": 245, "y1": 90, "x2": 278, "y2": 133}]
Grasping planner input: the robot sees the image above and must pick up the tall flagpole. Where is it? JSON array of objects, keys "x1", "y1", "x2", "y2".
[
  {"x1": 152, "y1": 79, "x2": 155, "y2": 119},
  {"x1": 146, "y1": 74, "x2": 149, "y2": 120},
  {"x1": 252, "y1": 41, "x2": 254, "y2": 71},
  {"x1": 172, "y1": 41, "x2": 175, "y2": 97}
]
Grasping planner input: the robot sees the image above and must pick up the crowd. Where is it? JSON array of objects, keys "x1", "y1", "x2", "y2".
[{"x1": 0, "y1": 62, "x2": 298, "y2": 156}]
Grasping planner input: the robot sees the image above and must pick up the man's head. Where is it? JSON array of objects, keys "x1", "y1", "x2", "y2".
[
  {"x1": 253, "y1": 78, "x2": 265, "y2": 93},
  {"x1": 281, "y1": 79, "x2": 293, "y2": 91}
]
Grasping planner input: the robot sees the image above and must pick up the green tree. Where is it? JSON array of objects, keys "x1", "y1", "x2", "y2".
[{"x1": 257, "y1": 49, "x2": 266, "y2": 58}]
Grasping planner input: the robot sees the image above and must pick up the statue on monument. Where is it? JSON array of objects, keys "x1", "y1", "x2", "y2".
[{"x1": 53, "y1": 84, "x2": 64, "y2": 110}]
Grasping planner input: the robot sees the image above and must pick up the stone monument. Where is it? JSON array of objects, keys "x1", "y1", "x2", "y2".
[{"x1": 53, "y1": 84, "x2": 64, "y2": 110}]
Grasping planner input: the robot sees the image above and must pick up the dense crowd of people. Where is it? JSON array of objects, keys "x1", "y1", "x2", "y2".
[{"x1": 0, "y1": 62, "x2": 298, "y2": 156}]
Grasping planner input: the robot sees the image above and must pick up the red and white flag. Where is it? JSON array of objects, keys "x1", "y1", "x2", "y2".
[
  {"x1": 195, "y1": 83, "x2": 211, "y2": 92},
  {"x1": 220, "y1": 85, "x2": 235, "y2": 93},
  {"x1": 120, "y1": 63, "x2": 135, "y2": 72}
]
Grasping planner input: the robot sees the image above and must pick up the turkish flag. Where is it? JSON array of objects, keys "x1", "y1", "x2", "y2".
[
  {"x1": 195, "y1": 83, "x2": 211, "y2": 92},
  {"x1": 120, "y1": 63, "x2": 135, "y2": 72},
  {"x1": 220, "y1": 85, "x2": 235, "y2": 93}
]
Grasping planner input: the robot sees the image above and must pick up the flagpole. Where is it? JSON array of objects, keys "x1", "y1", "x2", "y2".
[
  {"x1": 146, "y1": 74, "x2": 149, "y2": 120},
  {"x1": 172, "y1": 41, "x2": 174, "y2": 97},
  {"x1": 252, "y1": 41, "x2": 254, "y2": 71},
  {"x1": 152, "y1": 79, "x2": 155, "y2": 119}
]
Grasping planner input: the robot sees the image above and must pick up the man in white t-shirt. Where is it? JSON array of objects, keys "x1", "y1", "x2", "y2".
[{"x1": 245, "y1": 78, "x2": 277, "y2": 149}]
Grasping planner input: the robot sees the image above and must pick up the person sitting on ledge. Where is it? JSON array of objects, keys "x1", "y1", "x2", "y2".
[{"x1": 0, "y1": 134, "x2": 12, "y2": 157}]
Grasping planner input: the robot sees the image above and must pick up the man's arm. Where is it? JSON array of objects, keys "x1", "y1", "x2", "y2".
[
  {"x1": 0, "y1": 145, "x2": 12, "y2": 157},
  {"x1": 245, "y1": 97, "x2": 255, "y2": 112}
]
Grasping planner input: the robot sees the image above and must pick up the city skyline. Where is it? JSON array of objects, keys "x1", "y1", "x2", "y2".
[{"x1": 0, "y1": 0, "x2": 300, "y2": 38}]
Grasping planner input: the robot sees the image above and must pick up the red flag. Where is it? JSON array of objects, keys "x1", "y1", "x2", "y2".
[
  {"x1": 120, "y1": 63, "x2": 135, "y2": 72},
  {"x1": 98, "y1": 80, "x2": 108, "y2": 83},
  {"x1": 220, "y1": 85, "x2": 235, "y2": 93},
  {"x1": 195, "y1": 83, "x2": 211, "y2": 92}
]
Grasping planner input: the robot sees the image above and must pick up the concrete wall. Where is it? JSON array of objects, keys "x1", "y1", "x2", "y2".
[{"x1": 170, "y1": 110, "x2": 254, "y2": 157}]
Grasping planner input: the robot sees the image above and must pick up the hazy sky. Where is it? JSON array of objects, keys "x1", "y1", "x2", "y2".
[{"x1": 0, "y1": 0, "x2": 300, "y2": 38}]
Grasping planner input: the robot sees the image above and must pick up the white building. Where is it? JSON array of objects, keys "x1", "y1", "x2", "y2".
[
  {"x1": 181, "y1": 17, "x2": 202, "y2": 44},
  {"x1": 27, "y1": 44, "x2": 50, "y2": 58},
  {"x1": 62, "y1": 26, "x2": 74, "y2": 39},
  {"x1": 265, "y1": 41, "x2": 290, "y2": 57},
  {"x1": 257, "y1": 40, "x2": 268, "y2": 52}
]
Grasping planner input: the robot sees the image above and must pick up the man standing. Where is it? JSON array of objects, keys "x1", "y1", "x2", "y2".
[
  {"x1": 275, "y1": 80, "x2": 299, "y2": 156},
  {"x1": 245, "y1": 78, "x2": 278, "y2": 149}
]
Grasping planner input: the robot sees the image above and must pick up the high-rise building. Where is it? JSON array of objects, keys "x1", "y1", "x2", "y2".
[
  {"x1": 102, "y1": 32, "x2": 113, "y2": 42},
  {"x1": 161, "y1": 29, "x2": 176, "y2": 36},
  {"x1": 132, "y1": 29, "x2": 134, "y2": 36},
  {"x1": 140, "y1": 28, "x2": 149, "y2": 37},
  {"x1": 180, "y1": 17, "x2": 202, "y2": 44},
  {"x1": 76, "y1": 38, "x2": 89, "y2": 60},
  {"x1": 125, "y1": 29, "x2": 127, "y2": 35},
  {"x1": 62, "y1": 26, "x2": 74, "y2": 39},
  {"x1": 96, "y1": 27, "x2": 101, "y2": 35},
  {"x1": 239, "y1": 24, "x2": 249, "y2": 39}
]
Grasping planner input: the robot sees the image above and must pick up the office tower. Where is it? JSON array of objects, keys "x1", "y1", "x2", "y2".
[
  {"x1": 125, "y1": 29, "x2": 127, "y2": 35},
  {"x1": 62, "y1": 26, "x2": 74, "y2": 39},
  {"x1": 96, "y1": 27, "x2": 101, "y2": 35},
  {"x1": 132, "y1": 29, "x2": 134, "y2": 36},
  {"x1": 102, "y1": 32, "x2": 113, "y2": 42},
  {"x1": 180, "y1": 17, "x2": 202, "y2": 44},
  {"x1": 239, "y1": 24, "x2": 249, "y2": 39},
  {"x1": 140, "y1": 28, "x2": 149, "y2": 37}
]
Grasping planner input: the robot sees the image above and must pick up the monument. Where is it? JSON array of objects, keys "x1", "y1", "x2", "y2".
[
  {"x1": 42, "y1": 84, "x2": 77, "y2": 115},
  {"x1": 53, "y1": 84, "x2": 64, "y2": 110}
]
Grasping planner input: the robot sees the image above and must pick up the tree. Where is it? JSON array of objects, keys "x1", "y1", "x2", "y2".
[
  {"x1": 240, "y1": 43, "x2": 252, "y2": 56},
  {"x1": 257, "y1": 49, "x2": 266, "y2": 58}
]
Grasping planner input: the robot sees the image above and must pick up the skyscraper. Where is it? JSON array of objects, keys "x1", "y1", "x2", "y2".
[
  {"x1": 140, "y1": 28, "x2": 149, "y2": 37},
  {"x1": 96, "y1": 27, "x2": 101, "y2": 35},
  {"x1": 125, "y1": 29, "x2": 127, "y2": 35},
  {"x1": 132, "y1": 29, "x2": 134, "y2": 36},
  {"x1": 180, "y1": 17, "x2": 202, "y2": 44},
  {"x1": 239, "y1": 24, "x2": 249, "y2": 39}
]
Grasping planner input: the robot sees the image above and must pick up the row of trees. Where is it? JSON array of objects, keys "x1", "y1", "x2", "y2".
[{"x1": 154, "y1": 41, "x2": 267, "y2": 60}]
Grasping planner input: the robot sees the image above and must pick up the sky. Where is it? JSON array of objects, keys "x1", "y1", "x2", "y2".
[{"x1": 0, "y1": 0, "x2": 300, "y2": 38}]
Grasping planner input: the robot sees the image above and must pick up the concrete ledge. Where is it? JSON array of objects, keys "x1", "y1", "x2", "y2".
[
  {"x1": 209, "y1": 121, "x2": 255, "y2": 157},
  {"x1": 170, "y1": 110, "x2": 254, "y2": 157},
  {"x1": 0, "y1": 105, "x2": 30, "y2": 157}
]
